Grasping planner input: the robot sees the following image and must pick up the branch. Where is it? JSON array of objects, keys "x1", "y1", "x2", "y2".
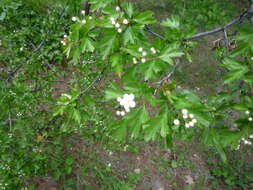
[
  {"x1": 79, "y1": 66, "x2": 107, "y2": 98},
  {"x1": 145, "y1": 25, "x2": 166, "y2": 40},
  {"x1": 186, "y1": 11, "x2": 248, "y2": 40},
  {"x1": 6, "y1": 40, "x2": 45, "y2": 83},
  {"x1": 152, "y1": 60, "x2": 180, "y2": 88}
]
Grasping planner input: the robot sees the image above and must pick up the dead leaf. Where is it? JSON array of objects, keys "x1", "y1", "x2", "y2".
[{"x1": 185, "y1": 175, "x2": 194, "y2": 185}]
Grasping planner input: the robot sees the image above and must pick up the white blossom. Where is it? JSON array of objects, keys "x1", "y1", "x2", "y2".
[
  {"x1": 81, "y1": 19, "x2": 86, "y2": 24},
  {"x1": 115, "y1": 23, "x2": 120, "y2": 28},
  {"x1": 116, "y1": 6, "x2": 120, "y2": 11},
  {"x1": 72, "y1": 16, "x2": 77, "y2": 21},
  {"x1": 181, "y1": 109, "x2": 188, "y2": 115},
  {"x1": 185, "y1": 123, "x2": 190, "y2": 128},
  {"x1": 89, "y1": 16, "x2": 92, "y2": 20},
  {"x1": 248, "y1": 117, "x2": 253, "y2": 121},
  {"x1": 111, "y1": 20, "x2": 116, "y2": 25},
  {"x1": 116, "y1": 110, "x2": 121, "y2": 115},
  {"x1": 245, "y1": 110, "x2": 250, "y2": 115},
  {"x1": 189, "y1": 114, "x2": 194, "y2": 118},
  {"x1": 250, "y1": 134, "x2": 253, "y2": 138},
  {"x1": 173, "y1": 119, "x2": 180, "y2": 125},
  {"x1": 138, "y1": 47, "x2": 143, "y2": 52},
  {"x1": 123, "y1": 19, "x2": 128, "y2": 24},
  {"x1": 133, "y1": 57, "x2": 138, "y2": 64},
  {"x1": 141, "y1": 58, "x2": 146, "y2": 63},
  {"x1": 150, "y1": 47, "x2": 156, "y2": 54},
  {"x1": 189, "y1": 121, "x2": 194, "y2": 127},
  {"x1": 192, "y1": 118, "x2": 197, "y2": 123},
  {"x1": 142, "y1": 51, "x2": 147, "y2": 56},
  {"x1": 64, "y1": 34, "x2": 67, "y2": 38},
  {"x1": 117, "y1": 28, "x2": 122, "y2": 33},
  {"x1": 183, "y1": 114, "x2": 188, "y2": 119},
  {"x1": 117, "y1": 94, "x2": 136, "y2": 114},
  {"x1": 81, "y1": 10, "x2": 85, "y2": 15}
]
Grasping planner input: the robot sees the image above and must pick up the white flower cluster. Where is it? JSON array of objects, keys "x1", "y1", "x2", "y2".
[
  {"x1": 109, "y1": 6, "x2": 129, "y2": 33},
  {"x1": 72, "y1": 10, "x2": 92, "y2": 25},
  {"x1": 236, "y1": 135, "x2": 253, "y2": 150},
  {"x1": 173, "y1": 109, "x2": 197, "y2": 128},
  {"x1": 245, "y1": 110, "x2": 253, "y2": 121},
  {"x1": 116, "y1": 94, "x2": 136, "y2": 116},
  {"x1": 61, "y1": 34, "x2": 68, "y2": 46},
  {"x1": 181, "y1": 109, "x2": 197, "y2": 128},
  {"x1": 132, "y1": 47, "x2": 157, "y2": 64}
]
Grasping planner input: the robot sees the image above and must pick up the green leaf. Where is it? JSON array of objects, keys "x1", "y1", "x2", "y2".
[
  {"x1": 123, "y1": 27, "x2": 135, "y2": 45},
  {"x1": 161, "y1": 16, "x2": 180, "y2": 29},
  {"x1": 0, "y1": 12, "x2": 6, "y2": 21},
  {"x1": 73, "y1": 109, "x2": 81, "y2": 124},
  {"x1": 105, "y1": 82, "x2": 124, "y2": 100},
  {"x1": 224, "y1": 69, "x2": 248, "y2": 84},
  {"x1": 110, "y1": 121, "x2": 127, "y2": 142},
  {"x1": 100, "y1": 31, "x2": 117, "y2": 60},
  {"x1": 144, "y1": 112, "x2": 169, "y2": 141},
  {"x1": 133, "y1": 11, "x2": 155, "y2": 24},
  {"x1": 159, "y1": 46, "x2": 184, "y2": 65},
  {"x1": 125, "y1": 106, "x2": 149, "y2": 139},
  {"x1": 125, "y1": 2, "x2": 134, "y2": 18},
  {"x1": 81, "y1": 38, "x2": 95, "y2": 53},
  {"x1": 142, "y1": 61, "x2": 163, "y2": 80},
  {"x1": 110, "y1": 53, "x2": 123, "y2": 77}
]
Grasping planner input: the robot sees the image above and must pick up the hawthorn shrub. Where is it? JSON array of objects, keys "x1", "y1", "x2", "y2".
[{"x1": 0, "y1": 0, "x2": 253, "y2": 189}]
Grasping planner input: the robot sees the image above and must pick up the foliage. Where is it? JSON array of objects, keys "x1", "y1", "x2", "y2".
[{"x1": 0, "y1": 0, "x2": 253, "y2": 189}]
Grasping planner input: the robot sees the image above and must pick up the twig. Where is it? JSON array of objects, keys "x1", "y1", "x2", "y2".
[
  {"x1": 223, "y1": 28, "x2": 229, "y2": 50},
  {"x1": 6, "y1": 40, "x2": 45, "y2": 83},
  {"x1": 152, "y1": 60, "x2": 180, "y2": 88},
  {"x1": 145, "y1": 25, "x2": 166, "y2": 40},
  {"x1": 186, "y1": 11, "x2": 248, "y2": 40},
  {"x1": 79, "y1": 66, "x2": 107, "y2": 97}
]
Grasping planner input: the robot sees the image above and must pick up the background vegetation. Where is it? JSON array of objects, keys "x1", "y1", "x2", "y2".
[{"x1": 0, "y1": 0, "x2": 253, "y2": 189}]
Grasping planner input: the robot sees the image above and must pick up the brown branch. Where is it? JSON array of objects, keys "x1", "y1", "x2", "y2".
[
  {"x1": 152, "y1": 60, "x2": 180, "y2": 88},
  {"x1": 186, "y1": 11, "x2": 248, "y2": 40}
]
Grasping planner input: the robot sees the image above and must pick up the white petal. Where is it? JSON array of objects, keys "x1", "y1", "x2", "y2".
[
  {"x1": 125, "y1": 107, "x2": 130, "y2": 112},
  {"x1": 116, "y1": 6, "x2": 120, "y2": 11},
  {"x1": 123, "y1": 19, "x2": 128, "y2": 24},
  {"x1": 183, "y1": 114, "x2": 188, "y2": 119},
  {"x1": 173, "y1": 119, "x2": 180, "y2": 125},
  {"x1": 189, "y1": 114, "x2": 194, "y2": 118},
  {"x1": 129, "y1": 101, "x2": 136, "y2": 108},
  {"x1": 129, "y1": 94, "x2": 135, "y2": 101},
  {"x1": 115, "y1": 23, "x2": 120, "y2": 28},
  {"x1": 181, "y1": 109, "x2": 188, "y2": 115},
  {"x1": 189, "y1": 121, "x2": 194, "y2": 127},
  {"x1": 141, "y1": 58, "x2": 146, "y2": 63}
]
